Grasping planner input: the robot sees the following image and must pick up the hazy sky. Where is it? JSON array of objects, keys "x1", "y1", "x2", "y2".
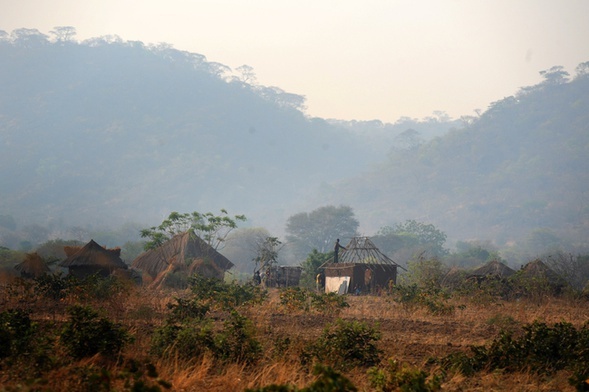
[{"x1": 2, "y1": 0, "x2": 588, "y2": 123}]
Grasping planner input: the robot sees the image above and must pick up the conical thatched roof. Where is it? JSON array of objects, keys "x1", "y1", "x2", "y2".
[
  {"x1": 518, "y1": 259, "x2": 563, "y2": 284},
  {"x1": 132, "y1": 232, "x2": 234, "y2": 280},
  {"x1": 59, "y1": 239, "x2": 127, "y2": 269},
  {"x1": 470, "y1": 259, "x2": 515, "y2": 278},
  {"x1": 322, "y1": 237, "x2": 405, "y2": 270},
  {"x1": 441, "y1": 266, "x2": 468, "y2": 288},
  {"x1": 14, "y1": 252, "x2": 50, "y2": 278}
]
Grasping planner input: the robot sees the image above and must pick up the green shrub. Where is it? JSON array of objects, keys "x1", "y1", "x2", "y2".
[
  {"x1": 0, "y1": 309, "x2": 36, "y2": 359},
  {"x1": 34, "y1": 272, "x2": 76, "y2": 300},
  {"x1": 167, "y1": 296, "x2": 210, "y2": 323},
  {"x1": 441, "y1": 320, "x2": 589, "y2": 377},
  {"x1": 368, "y1": 359, "x2": 443, "y2": 392},
  {"x1": 309, "y1": 292, "x2": 349, "y2": 315},
  {"x1": 60, "y1": 305, "x2": 132, "y2": 358},
  {"x1": 389, "y1": 284, "x2": 454, "y2": 315},
  {"x1": 189, "y1": 276, "x2": 267, "y2": 310},
  {"x1": 0, "y1": 308, "x2": 54, "y2": 372},
  {"x1": 151, "y1": 309, "x2": 261, "y2": 365},
  {"x1": 70, "y1": 360, "x2": 171, "y2": 392},
  {"x1": 280, "y1": 287, "x2": 310, "y2": 311},
  {"x1": 151, "y1": 321, "x2": 215, "y2": 360},
  {"x1": 215, "y1": 310, "x2": 262, "y2": 365},
  {"x1": 302, "y1": 319, "x2": 381, "y2": 371},
  {"x1": 279, "y1": 288, "x2": 349, "y2": 315},
  {"x1": 246, "y1": 364, "x2": 357, "y2": 392},
  {"x1": 77, "y1": 274, "x2": 130, "y2": 301},
  {"x1": 486, "y1": 313, "x2": 518, "y2": 332}
]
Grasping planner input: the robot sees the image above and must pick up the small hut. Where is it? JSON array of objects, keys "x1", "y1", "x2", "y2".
[
  {"x1": 14, "y1": 252, "x2": 51, "y2": 279},
  {"x1": 59, "y1": 239, "x2": 128, "y2": 279},
  {"x1": 321, "y1": 237, "x2": 404, "y2": 295},
  {"x1": 132, "y1": 232, "x2": 234, "y2": 287},
  {"x1": 469, "y1": 259, "x2": 515, "y2": 281},
  {"x1": 264, "y1": 265, "x2": 302, "y2": 288},
  {"x1": 513, "y1": 259, "x2": 568, "y2": 295}
]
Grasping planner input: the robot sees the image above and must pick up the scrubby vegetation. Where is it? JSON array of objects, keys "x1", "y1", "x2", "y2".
[{"x1": 1, "y1": 269, "x2": 589, "y2": 391}]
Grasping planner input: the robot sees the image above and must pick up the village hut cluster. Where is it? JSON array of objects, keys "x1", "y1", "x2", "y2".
[{"x1": 10, "y1": 233, "x2": 577, "y2": 299}]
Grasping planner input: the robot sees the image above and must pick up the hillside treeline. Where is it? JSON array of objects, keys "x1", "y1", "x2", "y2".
[
  {"x1": 0, "y1": 27, "x2": 588, "y2": 257},
  {"x1": 0, "y1": 27, "x2": 455, "y2": 234},
  {"x1": 321, "y1": 64, "x2": 589, "y2": 251}
]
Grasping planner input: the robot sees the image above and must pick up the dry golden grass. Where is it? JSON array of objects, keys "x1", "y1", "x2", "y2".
[{"x1": 1, "y1": 281, "x2": 588, "y2": 391}]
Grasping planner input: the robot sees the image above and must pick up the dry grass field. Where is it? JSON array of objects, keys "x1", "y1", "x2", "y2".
[{"x1": 1, "y1": 277, "x2": 588, "y2": 391}]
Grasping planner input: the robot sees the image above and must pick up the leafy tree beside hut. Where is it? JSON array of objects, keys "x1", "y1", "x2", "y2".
[{"x1": 134, "y1": 210, "x2": 243, "y2": 288}]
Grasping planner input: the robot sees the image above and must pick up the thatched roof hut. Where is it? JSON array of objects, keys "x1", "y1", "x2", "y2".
[
  {"x1": 441, "y1": 266, "x2": 468, "y2": 289},
  {"x1": 14, "y1": 252, "x2": 50, "y2": 279},
  {"x1": 321, "y1": 237, "x2": 404, "y2": 295},
  {"x1": 512, "y1": 259, "x2": 568, "y2": 295},
  {"x1": 470, "y1": 259, "x2": 515, "y2": 279},
  {"x1": 263, "y1": 265, "x2": 302, "y2": 288},
  {"x1": 59, "y1": 239, "x2": 127, "y2": 279},
  {"x1": 132, "y1": 232, "x2": 234, "y2": 287}
]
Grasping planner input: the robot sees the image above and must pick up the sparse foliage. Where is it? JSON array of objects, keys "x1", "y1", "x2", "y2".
[{"x1": 140, "y1": 209, "x2": 246, "y2": 251}]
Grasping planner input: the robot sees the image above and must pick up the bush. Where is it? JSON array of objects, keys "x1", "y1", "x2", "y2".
[
  {"x1": 0, "y1": 308, "x2": 54, "y2": 372},
  {"x1": 214, "y1": 310, "x2": 262, "y2": 364},
  {"x1": 189, "y1": 276, "x2": 267, "y2": 310},
  {"x1": 151, "y1": 321, "x2": 215, "y2": 360},
  {"x1": 440, "y1": 320, "x2": 589, "y2": 377},
  {"x1": 246, "y1": 364, "x2": 357, "y2": 392},
  {"x1": 69, "y1": 360, "x2": 171, "y2": 392},
  {"x1": 60, "y1": 305, "x2": 132, "y2": 358},
  {"x1": 302, "y1": 319, "x2": 381, "y2": 371},
  {"x1": 280, "y1": 287, "x2": 310, "y2": 311},
  {"x1": 279, "y1": 288, "x2": 349, "y2": 315},
  {"x1": 0, "y1": 309, "x2": 36, "y2": 359},
  {"x1": 34, "y1": 272, "x2": 76, "y2": 301},
  {"x1": 368, "y1": 359, "x2": 443, "y2": 392},
  {"x1": 167, "y1": 296, "x2": 210, "y2": 323},
  {"x1": 389, "y1": 284, "x2": 454, "y2": 315},
  {"x1": 151, "y1": 309, "x2": 261, "y2": 365},
  {"x1": 309, "y1": 292, "x2": 349, "y2": 315}
]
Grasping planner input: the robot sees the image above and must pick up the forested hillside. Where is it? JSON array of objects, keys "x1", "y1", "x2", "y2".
[
  {"x1": 0, "y1": 28, "x2": 454, "y2": 235},
  {"x1": 318, "y1": 64, "x2": 589, "y2": 252},
  {"x1": 0, "y1": 27, "x2": 587, "y2": 256}
]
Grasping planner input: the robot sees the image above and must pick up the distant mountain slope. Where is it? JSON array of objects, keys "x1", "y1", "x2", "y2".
[
  {"x1": 318, "y1": 65, "x2": 589, "y2": 247},
  {"x1": 2, "y1": 28, "x2": 585, "y2": 251},
  {"x1": 0, "y1": 29, "x2": 455, "y2": 234}
]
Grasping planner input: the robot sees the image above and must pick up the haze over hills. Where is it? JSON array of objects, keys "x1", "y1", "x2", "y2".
[
  {"x1": 318, "y1": 65, "x2": 589, "y2": 250},
  {"x1": 0, "y1": 28, "x2": 588, "y2": 255}
]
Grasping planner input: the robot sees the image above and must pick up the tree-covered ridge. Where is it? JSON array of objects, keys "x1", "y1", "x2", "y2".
[
  {"x1": 1, "y1": 26, "x2": 587, "y2": 257},
  {"x1": 324, "y1": 64, "x2": 589, "y2": 250}
]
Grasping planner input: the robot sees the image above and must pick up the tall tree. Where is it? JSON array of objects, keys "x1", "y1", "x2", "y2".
[
  {"x1": 375, "y1": 220, "x2": 448, "y2": 261},
  {"x1": 140, "y1": 209, "x2": 246, "y2": 251},
  {"x1": 285, "y1": 205, "x2": 359, "y2": 261}
]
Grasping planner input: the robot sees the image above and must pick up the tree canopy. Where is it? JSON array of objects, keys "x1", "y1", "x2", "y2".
[
  {"x1": 140, "y1": 209, "x2": 246, "y2": 251},
  {"x1": 285, "y1": 205, "x2": 359, "y2": 262}
]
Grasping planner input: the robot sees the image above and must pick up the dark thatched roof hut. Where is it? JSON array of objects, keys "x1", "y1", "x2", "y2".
[
  {"x1": 14, "y1": 252, "x2": 51, "y2": 279},
  {"x1": 132, "y1": 232, "x2": 234, "y2": 288},
  {"x1": 511, "y1": 259, "x2": 569, "y2": 295},
  {"x1": 59, "y1": 239, "x2": 127, "y2": 279},
  {"x1": 321, "y1": 237, "x2": 404, "y2": 295},
  {"x1": 470, "y1": 259, "x2": 515, "y2": 279}
]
